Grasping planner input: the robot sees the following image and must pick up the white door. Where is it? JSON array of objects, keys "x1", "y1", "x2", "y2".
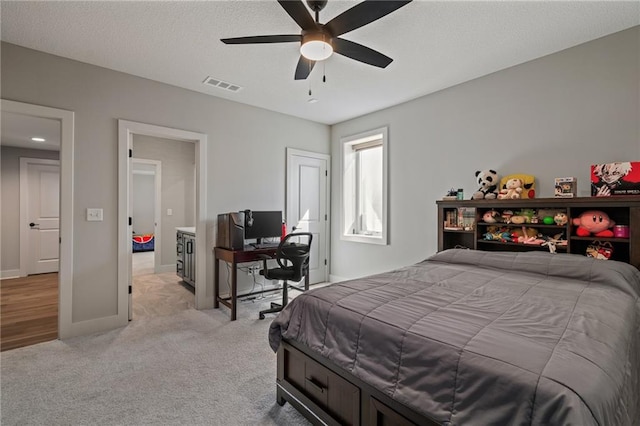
[
  {"x1": 286, "y1": 149, "x2": 329, "y2": 284},
  {"x1": 26, "y1": 161, "x2": 60, "y2": 274}
]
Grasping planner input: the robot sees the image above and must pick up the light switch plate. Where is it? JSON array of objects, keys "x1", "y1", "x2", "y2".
[
  {"x1": 87, "y1": 208, "x2": 103, "y2": 222},
  {"x1": 167, "y1": 208, "x2": 173, "y2": 216}
]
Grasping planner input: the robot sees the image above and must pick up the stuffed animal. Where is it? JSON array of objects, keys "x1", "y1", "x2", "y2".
[
  {"x1": 554, "y1": 212, "x2": 569, "y2": 226},
  {"x1": 501, "y1": 210, "x2": 514, "y2": 223},
  {"x1": 516, "y1": 209, "x2": 536, "y2": 222},
  {"x1": 510, "y1": 215, "x2": 527, "y2": 224},
  {"x1": 572, "y1": 210, "x2": 616, "y2": 237},
  {"x1": 483, "y1": 225, "x2": 511, "y2": 241},
  {"x1": 498, "y1": 178, "x2": 524, "y2": 199},
  {"x1": 482, "y1": 210, "x2": 500, "y2": 223},
  {"x1": 500, "y1": 174, "x2": 536, "y2": 199},
  {"x1": 471, "y1": 169, "x2": 499, "y2": 200},
  {"x1": 511, "y1": 226, "x2": 539, "y2": 243}
]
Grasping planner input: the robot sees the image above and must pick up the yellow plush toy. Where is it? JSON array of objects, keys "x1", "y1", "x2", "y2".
[{"x1": 499, "y1": 174, "x2": 536, "y2": 199}]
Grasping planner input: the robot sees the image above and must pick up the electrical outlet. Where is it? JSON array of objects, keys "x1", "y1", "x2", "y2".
[{"x1": 247, "y1": 265, "x2": 261, "y2": 276}]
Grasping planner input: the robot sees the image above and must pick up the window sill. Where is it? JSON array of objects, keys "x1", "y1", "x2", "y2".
[{"x1": 341, "y1": 233, "x2": 387, "y2": 245}]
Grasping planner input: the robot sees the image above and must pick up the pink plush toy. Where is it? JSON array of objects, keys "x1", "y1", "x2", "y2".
[{"x1": 572, "y1": 210, "x2": 616, "y2": 237}]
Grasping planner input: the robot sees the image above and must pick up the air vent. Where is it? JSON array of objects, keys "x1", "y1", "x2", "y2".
[{"x1": 203, "y1": 76, "x2": 243, "y2": 92}]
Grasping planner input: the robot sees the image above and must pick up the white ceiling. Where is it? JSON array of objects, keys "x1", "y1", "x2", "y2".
[
  {"x1": 1, "y1": 112, "x2": 61, "y2": 151},
  {"x1": 1, "y1": 1, "x2": 638, "y2": 125}
]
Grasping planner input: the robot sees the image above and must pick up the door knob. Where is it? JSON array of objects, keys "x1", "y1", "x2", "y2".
[
  {"x1": 292, "y1": 226, "x2": 297, "y2": 231},
  {"x1": 29, "y1": 222, "x2": 40, "y2": 228}
]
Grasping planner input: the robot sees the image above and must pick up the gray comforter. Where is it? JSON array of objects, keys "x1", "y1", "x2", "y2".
[{"x1": 269, "y1": 249, "x2": 640, "y2": 425}]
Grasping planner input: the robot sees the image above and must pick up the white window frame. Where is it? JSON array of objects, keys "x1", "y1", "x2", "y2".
[{"x1": 340, "y1": 126, "x2": 388, "y2": 245}]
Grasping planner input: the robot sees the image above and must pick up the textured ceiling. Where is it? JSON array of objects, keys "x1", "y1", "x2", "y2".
[{"x1": 1, "y1": 1, "x2": 639, "y2": 125}]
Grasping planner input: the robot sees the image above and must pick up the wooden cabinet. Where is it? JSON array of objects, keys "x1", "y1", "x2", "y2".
[
  {"x1": 176, "y1": 229, "x2": 195, "y2": 287},
  {"x1": 437, "y1": 196, "x2": 640, "y2": 269}
]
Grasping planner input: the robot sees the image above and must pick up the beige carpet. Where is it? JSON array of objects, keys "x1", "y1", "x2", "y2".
[
  {"x1": 132, "y1": 251, "x2": 155, "y2": 276},
  {"x1": 1, "y1": 292, "x2": 312, "y2": 425},
  {"x1": 132, "y1": 272, "x2": 194, "y2": 319},
  {"x1": 131, "y1": 250, "x2": 196, "y2": 320}
]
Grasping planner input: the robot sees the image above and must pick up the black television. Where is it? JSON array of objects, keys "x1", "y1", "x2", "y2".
[{"x1": 244, "y1": 210, "x2": 282, "y2": 244}]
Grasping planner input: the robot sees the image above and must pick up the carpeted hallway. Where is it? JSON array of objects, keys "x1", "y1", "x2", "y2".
[{"x1": 0, "y1": 295, "x2": 311, "y2": 425}]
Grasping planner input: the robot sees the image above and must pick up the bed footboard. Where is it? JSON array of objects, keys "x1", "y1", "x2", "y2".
[{"x1": 277, "y1": 340, "x2": 438, "y2": 426}]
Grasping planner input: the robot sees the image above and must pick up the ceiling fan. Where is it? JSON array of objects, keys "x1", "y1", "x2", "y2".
[{"x1": 221, "y1": 0, "x2": 412, "y2": 80}]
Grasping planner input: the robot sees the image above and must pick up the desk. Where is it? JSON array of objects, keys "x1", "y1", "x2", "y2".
[{"x1": 213, "y1": 246, "x2": 309, "y2": 320}]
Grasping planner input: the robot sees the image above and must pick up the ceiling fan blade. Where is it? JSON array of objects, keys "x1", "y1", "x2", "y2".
[
  {"x1": 221, "y1": 35, "x2": 301, "y2": 44},
  {"x1": 294, "y1": 56, "x2": 316, "y2": 80},
  {"x1": 325, "y1": 0, "x2": 412, "y2": 37},
  {"x1": 333, "y1": 38, "x2": 392, "y2": 68},
  {"x1": 278, "y1": 0, "x2": 317, "y2": 31}
]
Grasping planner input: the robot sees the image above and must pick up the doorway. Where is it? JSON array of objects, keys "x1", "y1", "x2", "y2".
[
  {"x1": 118, "y1": 120, "x2": 209, "y2": 326},
  {"x1": 1, "y1": 99, "x2": 74, "y2": 343},
  {"x1": 131, "y1": 158, "x2": 161, "y2": 277},
  {"x1": 129, "y1": 139, "x2": 195, "y2": 319}
]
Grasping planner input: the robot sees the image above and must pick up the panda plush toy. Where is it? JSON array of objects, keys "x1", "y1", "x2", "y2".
[{"x1": 472, "y1": 169, "x2": 499, "y2": 200}]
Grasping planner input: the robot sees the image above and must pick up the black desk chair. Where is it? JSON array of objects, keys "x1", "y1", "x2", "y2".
[{"x1": 258, "y1": 232, "x2": 312, "y2": 320}]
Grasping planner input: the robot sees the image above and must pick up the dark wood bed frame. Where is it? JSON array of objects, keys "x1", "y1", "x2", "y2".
[
  {"x1": 276, "y1": 197, "x2": 640, "y2": 425},
  {"x1": 276, "y1": 339, "x2": 439, "y2": 425}
]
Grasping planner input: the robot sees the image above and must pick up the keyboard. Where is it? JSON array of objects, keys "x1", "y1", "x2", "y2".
[{"x1": 252, "y1": 242, "x2": 279, "y2": 249}]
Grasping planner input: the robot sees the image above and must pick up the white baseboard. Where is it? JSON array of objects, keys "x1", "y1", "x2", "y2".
[
  {"x1": 329, "y1": 274, "x2": 348, "y2": 283},
  {"x1": 1, "y1": 269, "x2": 21, "y2": 280}
]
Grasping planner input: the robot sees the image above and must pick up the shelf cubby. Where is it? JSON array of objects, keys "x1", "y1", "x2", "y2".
[{"x1": 437, "y1": 196, "x2": 640, "y2": 269}]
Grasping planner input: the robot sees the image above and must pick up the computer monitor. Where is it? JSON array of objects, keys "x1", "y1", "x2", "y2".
[{"x1": 244, "y1": 211, "x2": 282, "y2": 244}]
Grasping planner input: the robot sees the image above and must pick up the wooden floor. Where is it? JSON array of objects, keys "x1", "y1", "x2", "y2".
[
  {"x1": 1, "y1": 273, "x2": 59, "y2": 352},
  {"x1": 0, "y1": 266, "x2": 195, "y2": 351}
]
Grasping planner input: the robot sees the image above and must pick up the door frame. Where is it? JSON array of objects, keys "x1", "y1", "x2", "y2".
[
  {"x1": 19, "y1": 157, "x2": 61, "y2": 276},
  {"x1": 1, "y1": 99, "x2": 75, "y2": 339},
  {"x1": 118, "y1": 120, "x2": 209, "y2": 323},
  {"x1": 286, "y1": 148, "x2": 330, "y2": 283},
  {"x1": 131, "y1": 158, "x2": 162, "y2": 273}
]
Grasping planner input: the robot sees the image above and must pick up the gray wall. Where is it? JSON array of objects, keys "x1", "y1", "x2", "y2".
[
  {"x1": 1, "y1": 146, "x2": 60, "y2": 274},
  {"x1": 133, "y1": 134, "x2": 196, "y2": 266},
  {"x1": 330, "y1": 27, "x2": 640, "y2": 280},
  {"x1": 1, "y1": 42, "x2": 330, "y2": 324}
]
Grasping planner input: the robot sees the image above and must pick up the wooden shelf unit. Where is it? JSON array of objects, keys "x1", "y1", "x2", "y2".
[{"x1": 437, "y1": 196, "x2": 640, "y2": 269}]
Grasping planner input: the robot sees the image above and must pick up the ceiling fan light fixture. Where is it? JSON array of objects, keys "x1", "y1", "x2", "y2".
[
  {"x1": 221, "y1": 0, "x2": 412, "y2": 79},
  {"x1": 300, "y1": 33, "x2": 333, "y2": 61}
]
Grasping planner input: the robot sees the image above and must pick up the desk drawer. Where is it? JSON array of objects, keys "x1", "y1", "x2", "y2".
[{"x1": 281, "y1": 345, "x2": 359, "y2": 425}]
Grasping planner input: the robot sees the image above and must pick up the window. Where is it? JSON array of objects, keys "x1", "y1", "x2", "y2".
[{"x1": 341, "y1": 127, "x2": 388, "y2": 245}]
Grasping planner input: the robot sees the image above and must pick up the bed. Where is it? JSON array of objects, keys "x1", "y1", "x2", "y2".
[
  {"x1": 132, "y1": 233, "x2": 155, "y2": 252},
  {"x1": 269, "y1": 249, "x2": 640, "y2": 425}
]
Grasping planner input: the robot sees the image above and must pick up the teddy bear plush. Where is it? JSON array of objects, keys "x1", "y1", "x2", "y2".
[
  {"x1": 500, "y1": 174, "x2": 536, "y2": 199},
  {"x1": 471, "y1": 169, "x2": 499, "y2": 200},
  {"x1": 498, "y1": 178, "x2": 524, "y2": 199}
]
